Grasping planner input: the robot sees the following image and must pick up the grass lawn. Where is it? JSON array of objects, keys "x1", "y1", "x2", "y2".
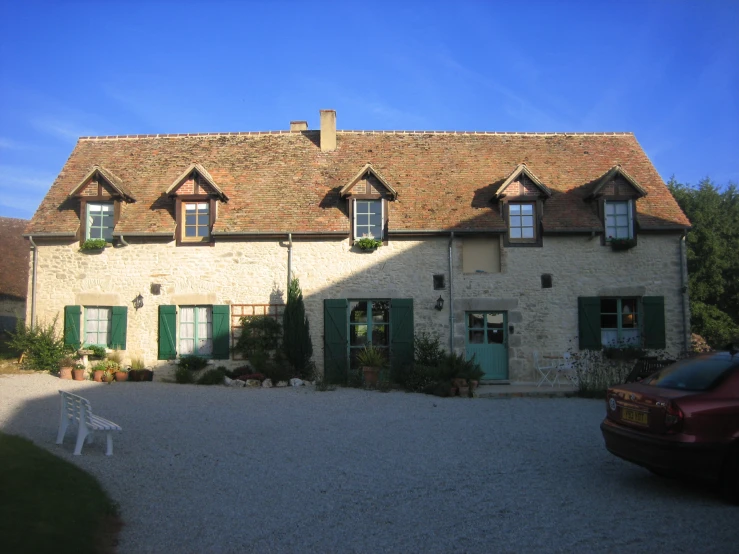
[{"x1": 0, "y1": 432, "x2": 121, "y2": 553}]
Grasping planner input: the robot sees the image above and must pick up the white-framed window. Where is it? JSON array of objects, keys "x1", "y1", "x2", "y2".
[
  {"x1": 183, "y1": 202, "x2": 210, "y2": 241},
  {"x1": 600, "y1": 298, "x2": 639, "y2": 347},
  {"x1": 86, "y1": 202, "x2": 114, "y2": 241},
  {"x1": 509, "y1": 203, "x2": 535, "y2": 240},
  {"x1": 85, "y1": 306, "x2": 111, "y2": 346},
  {"x1": 605, "y1": 200, "x2": 632, "y2": 240},
  {"x1": 353, "y1": 199, "x2": 383, "y2": 240},
  {"x1": 179, "y1": 306, "x2": 213, "y2": 356}
]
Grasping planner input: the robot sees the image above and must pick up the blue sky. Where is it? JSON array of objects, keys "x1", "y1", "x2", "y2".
[{"x1": 1, "y1": 0, "x2": 737, "y2": 220}]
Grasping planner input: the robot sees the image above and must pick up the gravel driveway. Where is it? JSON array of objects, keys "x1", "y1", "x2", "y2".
[{"x1": 1, "y1": 374, "x2": 737, "y2": 553}]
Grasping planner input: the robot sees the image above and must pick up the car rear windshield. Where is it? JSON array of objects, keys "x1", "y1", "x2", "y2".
[{"x1": 644, "y1": 358, "x2": 737, "y2": 391}]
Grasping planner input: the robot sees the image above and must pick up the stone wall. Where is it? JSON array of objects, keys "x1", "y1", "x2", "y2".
[{"x1": 27, "y1": 233, "x2": 688, "y2": 382}]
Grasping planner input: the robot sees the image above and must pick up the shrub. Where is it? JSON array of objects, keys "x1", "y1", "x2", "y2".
[
  {"x1": 355, "y1": 237, "x2": 382, "y2": 250},
  {"x1": 224, "y1": 365, "x2": 252, "y2": 379},
  {"x1": 404, "y1": 364, "x2": 440, "y2": 392},
  {"x1": 261, "y1": 359, "x2": 293, "y2": 384},
  {"x1": 7, "y1": 316, "x2": 74, "y2": 373},
  {"x1": 177, "y1": 354, "x2": 208, "y2": 372},
  {"x1": 85, "y1": 345, "x2": 107, "y2": 359},
  {"x1": 234, "y1": 316, "x2": 281, "y2": 358},
  {"x1": 130, "y1": 357, "x2": 146, "y2": 370},
  {"x1": 282, "y1": 278, "x2": 314, "y2": 379},
  {"x1": 79, "y1": 238, "x2": 107, "y2": 250},
  {"x1": 437, "y1": 352, "x2": 483, "y2": 382},
  {"x1": 197, "y1": 368, "x2": 227, "y2": 385},
  {"x1": 174, "y1": 366, "x2": 195, "y2": 384},
  {"x1": 414, "y1": 331, "x2": 445, "y2": 366}
]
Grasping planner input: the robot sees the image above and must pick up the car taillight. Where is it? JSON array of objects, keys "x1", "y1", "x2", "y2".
[{"x1": 664, "y1": 401, "x2": 684, "y2": 433}]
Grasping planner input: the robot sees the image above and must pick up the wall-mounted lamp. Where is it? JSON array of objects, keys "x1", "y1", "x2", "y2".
[
  {"x1": 132, "y1": 294, "x2": 144, "y2": 311},
  {"x1": 435, "y1": 295, "x2": 444, "y2": 311}
]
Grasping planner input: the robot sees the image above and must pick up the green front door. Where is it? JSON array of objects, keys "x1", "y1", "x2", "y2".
[{"x1": 465, "y1": 312, "x2": 508, "y2": 380}]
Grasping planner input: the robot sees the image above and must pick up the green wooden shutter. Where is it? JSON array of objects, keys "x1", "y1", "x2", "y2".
[
  {"x1": 158, "y1": 305, "x2": 177, "y2": 360},
  {"x1": 212, "y1": 305, "x2": 230, "y2": 360},
  {"x1": 324, "y1": 299, "x2": 348, "y2": 385},
  {"x1": 390, "y1": 299, "x2": 414, "y2": 378},
  {"x1": 642, "y1": 296, "x2": 666, "y2": 349},
  {"x1": 110, "y1": 306, "x2": 128, "y2": 350},
  {"x1": 578, "y1": 297, "x2": 601, "y2": 350},
  {"x1": 63, "y1": 305, "x2": 81, "y2": 348}
]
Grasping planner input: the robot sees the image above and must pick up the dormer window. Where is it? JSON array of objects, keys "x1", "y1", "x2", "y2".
[
  {"x1": 166, "y1": 164, "x2": 228, "y2": 246},
  {"x1": 339, "y1": 164, "x2": 398, "y2": 245},
  {"x1": 587, "y1": 165, "x2": 646, "y2": 245},
  {"x1": 68, "y1": 165, "x2": 135, "y2": 245},
  {"x1": 494, "y1": 164, "x2": 551, "y2": 247}
]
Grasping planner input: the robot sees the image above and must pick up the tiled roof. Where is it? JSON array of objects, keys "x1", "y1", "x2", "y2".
[
  {"x1": 0, "y1": 217, "x2": 30, "y2": 299},
  {"x1": 25, "y1": 130, "x2": 691, "y2": 236}
]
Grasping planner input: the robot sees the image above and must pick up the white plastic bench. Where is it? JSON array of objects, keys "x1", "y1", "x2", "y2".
[{"x1": 56, "y1": 390, "x2": 122, "y2": 456}]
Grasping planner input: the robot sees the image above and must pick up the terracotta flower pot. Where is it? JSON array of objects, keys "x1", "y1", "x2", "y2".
[
  {"x1": 114, "y1": 371, "x2": 128, "y2": 382},
  {"x1": 72, "y1": 369, "x2": 85, "y2": 381},
  {"x1": 458, "y1": 386, "x2": 470, "y2": 397},
  {"x1": 103, "y1": 372, "x2": 114, "y2": 383},
  {"x1": 362, "y1": 366, "x2": 379, "y2": 386},
  {"x1": 93, "y1": 370, "x2": 104, "y2": 382},
  {"x1": 59, "y1": 367, "x2": 73, "y2": 380}
]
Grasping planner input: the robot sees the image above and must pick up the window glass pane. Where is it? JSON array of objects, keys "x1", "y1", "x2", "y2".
[
  {"x1": 89, "y1": 204, "x2": 101, "y2": 212},
  {"x1": 510, "y1": 228, "x2": 522, "y2": 239},
  {"x1": 510, "y1": 216, "x2": 521, "y2": 227},
  {"x1": 350, "y1": 325, "x2": 368, "y2": 346},
  {"x1": 186, "y1": 204, "x2": 196, "y2": 212},
  {"x1": 487, "y1": 329, "x2": 504, "y2": 344},
  {"x1": 372, "y1": 325, "x2": 388, "y2": 346},
  {"x1": 372, "y1": 301, "x2": 389, "y2": 322},
  {"x1": 615, "y1": 203, "x2": 628, "y2": 214},
  {"x1": 186, "y1": 214, "x2": 196, "y2": 225},
  {"x1": 601, "y1": 298, "x2": 618, "y2": 312},
  {"x1": 350, "y1": 302, "x2": 368, "y2": 322},
  {"x1": 521, "y1": 204, "x2": 534, "y2": 215},
  {"x1": 509, "y1": 205, "x2": 521, "y2": 215},
  {"x1": 197, "y1": 226, "x2": 209, "y2": 237},
  {"x1": 185, "y1": 227, "x2": 196, "y2": 237},
  {"x1": 469, "y1": 330, "x2": 484, "y2": 344},
  {"x1": 198, "y1": 203, "x2": 208, "y2": 211},
  {"x1": 468, "y1": 313, "x2": 484, "y2": 328},
  {"x1": 522, "y1": 228, "x2": 534, "y2": 238},
  {"x1": 522, "y1": 216, "x2": 534, "y2": 227},
  {"x1": 601, "y1": 314, "x2": 618, "y2": 328},
  {"x1": 487, "y1": 313, "x2": 503, "y2": 327}
]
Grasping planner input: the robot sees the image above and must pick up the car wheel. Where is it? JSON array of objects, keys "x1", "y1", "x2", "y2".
[{"x1": 721, "y1": 444, "x2": 739, "y2": 504}]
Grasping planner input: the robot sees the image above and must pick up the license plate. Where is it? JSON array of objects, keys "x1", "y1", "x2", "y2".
[{"x1": 621, "y1": 408, "x2": 648, "y2": 425}]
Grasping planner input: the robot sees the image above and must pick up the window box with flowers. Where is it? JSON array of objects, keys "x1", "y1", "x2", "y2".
[
  {"x1": 609, "y1": 237, "x2": 637, "y2": 251},
  {"x1": 354, "y1": 236, "x2": 383, "y2": 251}
]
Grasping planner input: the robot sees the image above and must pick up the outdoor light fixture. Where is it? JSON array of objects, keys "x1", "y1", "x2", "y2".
[
  {"x1": 132, "y1": 294, "x2": 144, "y2": 310},
  {"x1": 435, "y1": 295, "x2": 444, "y2": 311}
]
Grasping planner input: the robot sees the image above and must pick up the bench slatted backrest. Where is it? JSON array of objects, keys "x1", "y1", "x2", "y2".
[
  {"x1": 60, "y1": 391, "x2": 92, "y2": 427},
  {"x1": 624, "y1": 358, "x2": 676, "y2": 383}
]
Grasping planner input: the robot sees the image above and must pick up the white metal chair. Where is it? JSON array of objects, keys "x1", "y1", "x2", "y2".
[
  {"x1": 533, "y1": 351, "x2": 557, "y2": 387},
  {"x1": 554, "y1": 352, "x2": 578, "y2": 387}
]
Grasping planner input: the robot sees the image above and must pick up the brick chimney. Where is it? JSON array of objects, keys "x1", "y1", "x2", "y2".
[
  {"x1": 319, "y1": 109, "x2": 336, "y2": 152},
  {"x1": 290, "y1": 120, "x2": 308, "y2": 132}
]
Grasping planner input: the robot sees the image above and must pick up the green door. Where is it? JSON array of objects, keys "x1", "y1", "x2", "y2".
[{"x1": 465, "y1": 312, "x2": 508, "y2": 380}]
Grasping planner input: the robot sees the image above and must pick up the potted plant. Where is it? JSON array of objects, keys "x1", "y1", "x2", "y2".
[
  {"x1": 72, "y1": 362, "x2": 86, "y2": 381},
  {"x1": 91, "y1": 362, "x2": 107, "y2": 382},
  {"x1": 356, "y1": 345, "x2": 386, "y2": 386},
  {"x1": 354, "y1": 236, "x2": 383, "y2": 251},
  {"x1": 79, "y1": 238, "x2": 107, "y2": 252},
  {"x1": 58, "y1": 356, "x2": 76, "y2": 380},
  {"x1": 128, "y1": 357, "x2": 153, "y2": 381}
]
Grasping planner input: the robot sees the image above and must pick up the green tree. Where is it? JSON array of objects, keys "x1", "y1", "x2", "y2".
[
  {"x1": 668, "y1": 177, "x2": 739, "y2": 348},
  {"x1": 282, "y1": 278, "x2": 313, "y2": 378}
]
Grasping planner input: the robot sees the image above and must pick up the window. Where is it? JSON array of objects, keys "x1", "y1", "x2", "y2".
[
  {"x1": 605, "y1": 200, "x2": 632, "y2": 240},
  {"x1": 353, "y1": 199, "x2": 383, "y2": 240},
  {"x1": 86, "y1": 203, "x2": 114, "y2": 241},
  {"x1": 600, "y1": 298, "x2": 639, "y2": 347},
  {"x1": 183, "y1": 202, "x2": 211, "y2": 242},
  {"x1": 349, "y1": 300, "x2": 389, "y2": 368},
  {"x1": 509, "y1": 203, "x2": 535, "y2": 240},
  {"x1": 179, "y1": 306, "x2": 213, "y2": 356},
  {"x1": 85, "y1": 306, "x2": 111, "y2": 346}
]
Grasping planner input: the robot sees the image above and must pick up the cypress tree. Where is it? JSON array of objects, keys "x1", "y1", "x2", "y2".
[{"x1": 283, "y1": 278, "x2": 314, "y2": 378}]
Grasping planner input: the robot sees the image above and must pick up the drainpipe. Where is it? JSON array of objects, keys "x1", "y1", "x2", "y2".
[
  {"x1": 680, "y1": 232, "x2": 691, "y2": 353},
  {"x1": 28, "y1": 236, "x2": 38, "y2": 330},
  {"x1": 287, "y1": 233, "x2": 293, "y2": 295},
  {"x1": 448, "y1": 232, "x2": 454, "y2": 353},
  {"x1": 118, "y1": 235, "x2": 129, "y2": 246}
]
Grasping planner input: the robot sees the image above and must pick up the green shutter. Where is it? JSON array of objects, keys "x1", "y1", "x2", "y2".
[
  {"x1": 212, "y1": 305, "x2": 230, "y2": 360},
  {"x1": 642, "y1": 296, "x2": 666, "y2": 349},
  {"x1": 158, "y1": 305, "x2": 177, "y2": 360},
  {"x1": 324, "y1": 299, "x2": 348, "y2": 385},
  {"x1": 578, "y1": 297, "x2": 601, "y2": 350},
  {"x1": 110, "y1": 306, "x2": 128, "y2": 350},
  {"x1": 63, "y1": 305, "x2": 81, "y2": 349},
  {"x1": 390, "y1": 299, "x2": 414, "y2": 377}
]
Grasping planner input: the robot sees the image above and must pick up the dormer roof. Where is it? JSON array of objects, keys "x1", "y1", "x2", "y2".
[
  {"x1": 68, "y1": 165, "x2": 135, "y2": 202},
  {"x1": 587, "y1": 164, "x2": 647, "y2": 199},
  {"x1": 166, "y1": 163, "x2": 228, "y2": 201},
  {"x1": 339, "y1": 163, "x2": 398, "y2": 198},
  {"x1": 494, "y1": 163, "x2": 552, "y2": 200}
]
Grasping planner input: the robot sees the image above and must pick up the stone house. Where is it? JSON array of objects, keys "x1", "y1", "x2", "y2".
[
  {"x1": 0, "y1": 217, "x2": 30, "y2": 338},
  {"x1": 23, "y1": 110, "x2": 691, "y2": 382}
]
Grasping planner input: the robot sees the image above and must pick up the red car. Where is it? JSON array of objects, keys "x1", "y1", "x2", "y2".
[{"x1": 600, "y1": 351, "x2": 739, "y2": 502}]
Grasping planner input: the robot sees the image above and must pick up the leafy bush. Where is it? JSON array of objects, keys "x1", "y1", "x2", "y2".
[
  {"x1": 437, "y1": 352, "x2": 483, "y2": 382},
  {"x1": 84, "y1": 345, "x2": 107, "y2": 359},
  {"x1": 404, "y1": 364, "x2": 440, "y2": 392},
  {"x1": 174, "y1": 366, "x2": 195, "y2": 384},
  {"x1": 197, "y1": 368, "x2": 227, "y2": 385},
  {"x1": 282, "y1": 278, "x2": 314, "y2": 379},
  {"x1": 414, "y1": 331, "x2": 445, "y2": 366},
  {"x1": 7, "y1": 317, "x2": 74, "y2": 373},
  {"x1": 224, "y1": 365, "x2": 252, "y2": 379},
  {"x1": 177, "y1": 355, "x2": 208, "y2": 372},
  {"x1": 234, "y1": 316, "x2": 281, "y2": 358},
  {"x1": 79, "y1": 238, "x2": 107, "y2": 250},
  {"x1": 355, "y1": 237, "x2": 382, "y2": 250}
]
